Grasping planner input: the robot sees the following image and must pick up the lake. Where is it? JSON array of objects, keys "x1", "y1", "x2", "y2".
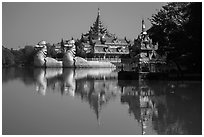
[{"x1": 2, "y1": 67, "x2": 202, "y2": 135}]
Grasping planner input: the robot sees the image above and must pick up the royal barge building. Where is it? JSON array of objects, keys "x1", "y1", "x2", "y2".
[{"x1": 77, "y1": 8, "x2": 130, "y2": 60}]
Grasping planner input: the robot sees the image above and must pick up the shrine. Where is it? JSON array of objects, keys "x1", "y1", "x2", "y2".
[
  {"x1": 78, "y1": 8, "x2": 130, "y2": 60},
  {"x1": 134, "y1": 19, "x2": 166, "y2": 73}
]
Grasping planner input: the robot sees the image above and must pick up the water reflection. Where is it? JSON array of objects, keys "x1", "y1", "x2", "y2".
[
  {"x1": 2, "y1": 68, "x2": 202, "y2": 135},
  {"x1": 119, "y1": 80, "x2": 201, "y2": 134},
  {"x1": 120, "y1": 80, "x2": 164, "y2": 134},
  {"x1": 33, "y1": 67, "x2": 119, "y2": 124},
  {"x1": 32, "y1": 68, "x2": 118, "y2": 95},
  {"x1": 74, "y1": 72, "x2": 120, "y2": 124}
]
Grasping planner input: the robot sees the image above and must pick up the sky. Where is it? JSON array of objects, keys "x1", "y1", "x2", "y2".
[{"x1": 2, "y1": 2, "x2": 166, "y2": 49}]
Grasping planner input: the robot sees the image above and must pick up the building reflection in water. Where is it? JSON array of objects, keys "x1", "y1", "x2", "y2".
[
  {"x1": 33, "y1": 67, "x2": 120, "y2": 124},
  {"x1": 119, "y1": 80, "x2": 166, "y2": 134},
  {"x1": 119, "y1": 80, "x2": 201, "y2": 135},
  {"x1": 2, "y1": 67, "x2": 202, "y2": 134}
]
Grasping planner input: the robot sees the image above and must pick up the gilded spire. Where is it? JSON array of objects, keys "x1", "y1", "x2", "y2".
[
  {"x1": 142, "y1": 19, "x2": 146, "y2": 32},
  {"x1": 96, "y1": 8, "x2": 102, "y2": 35},
  {"x1": 87, "y1": 8, "x2": 114, "y2": 39},
  {"x1": 98, "y1": 8, "x2": 100, "y2": 16},
  {"x1": 90, "y1": 8, "x2": 107, "y2": 38}
]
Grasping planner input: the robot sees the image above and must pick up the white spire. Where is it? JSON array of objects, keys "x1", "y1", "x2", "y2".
[{"x1": 142, "y1": 19, "x2": 146, "y2": 32}]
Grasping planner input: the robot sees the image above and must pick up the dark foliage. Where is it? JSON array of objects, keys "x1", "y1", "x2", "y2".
[
  {"x1": 148, "y1": 2, "x2": 202, "y2": 73},
  {"x1": 75, "y1": 39, "x2": 87, "y2": 58},
  {"x1": 2, "y1": 45, "x2": 37, "y2": 67},
  {"x1": 2, "y1": 46, "x2": 15, "y2": 66}
]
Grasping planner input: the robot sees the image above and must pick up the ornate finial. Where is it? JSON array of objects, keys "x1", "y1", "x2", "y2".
[
  {"x1": 142, "y1": 19, "x2": 145, "y2": 32},
  {"x1": 98, "y1": 8, "x2": 100, "y2": 16}
]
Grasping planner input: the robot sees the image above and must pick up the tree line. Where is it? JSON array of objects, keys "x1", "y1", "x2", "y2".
[{"x1": 3, "y1": 2, "x2": 202, "y2": 72}]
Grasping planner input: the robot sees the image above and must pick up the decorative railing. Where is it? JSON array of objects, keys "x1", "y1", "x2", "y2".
[{"x1": 85, "y1": 58, "x2": 121, "y2": 62}]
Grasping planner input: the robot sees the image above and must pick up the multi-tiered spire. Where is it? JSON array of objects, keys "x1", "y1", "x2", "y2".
[{"x1": 90, "y1": 8, "x2": 107, "y2": 39}]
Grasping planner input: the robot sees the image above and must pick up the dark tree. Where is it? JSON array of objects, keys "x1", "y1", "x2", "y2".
[
  {"x1": 75, "y1": 39, "x2": 87, "y2": 58},
  {"x1": 148, "y1": 2, "x2": 202, "y2": 73},
  {"x1": 2, "y1": 46, "x2": 15, "y2": 66}
]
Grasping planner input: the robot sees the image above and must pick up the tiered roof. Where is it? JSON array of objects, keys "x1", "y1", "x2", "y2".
[
  {"x1": 88, "y1": 8, "x2": 115, "y2": 40},
  {"x1": 83, "y1": 8, "x2": 129, "y2": 43},
  {"x1": 80, "y1": 8, "x2": 130, "y2": 56},
  {"x1": 136, "y1": 20, "x2": 166, "y2": 64}
]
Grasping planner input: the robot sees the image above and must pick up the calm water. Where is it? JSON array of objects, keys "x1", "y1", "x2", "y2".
[{"x1": 2, "y1": 67, "x2": 202, "y2": 135}]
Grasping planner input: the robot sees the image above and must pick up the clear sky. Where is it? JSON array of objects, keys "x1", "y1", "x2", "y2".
[{"x1": 2, "y1": 2, "x2": 166, "y2": 49}]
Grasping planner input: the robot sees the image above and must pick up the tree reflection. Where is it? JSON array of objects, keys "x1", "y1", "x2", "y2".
[
  {"x1": 119, "y1": 80, "x2": 202, "y2": 135},
  {"x1": 2, "y1": 67, "x2": 35, "y2": 85},
  {"x1": 153, "y1": 81, "x2": 202, "y2": 135}
]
